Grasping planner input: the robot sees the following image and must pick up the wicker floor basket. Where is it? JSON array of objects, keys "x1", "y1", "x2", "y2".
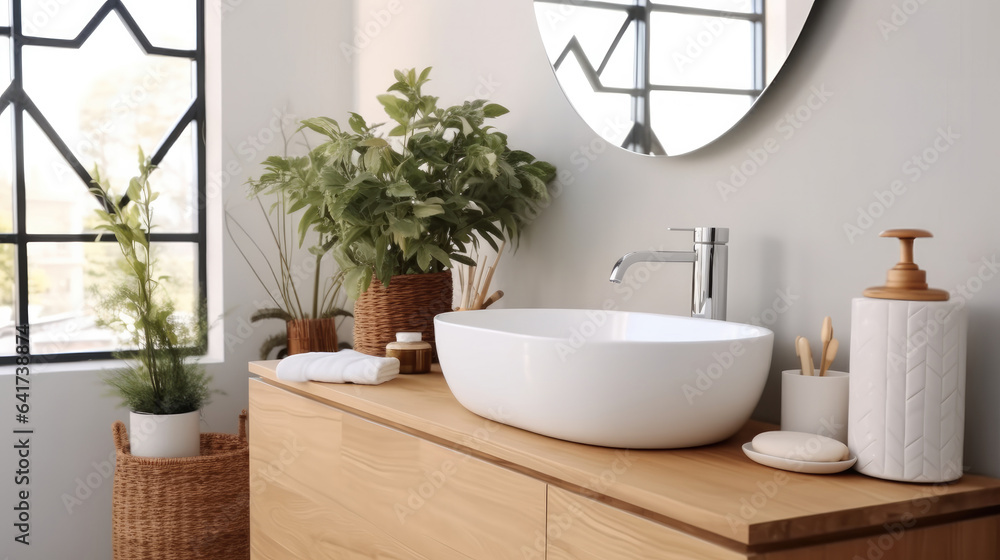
[
  {"x1": 353, "y1": 271, "x2": 453, "y2": 358},
  {"x1": 112, "y1": 411, "x2": 249, "y2": 560}
]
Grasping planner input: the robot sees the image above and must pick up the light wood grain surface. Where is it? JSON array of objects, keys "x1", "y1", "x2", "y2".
[
  {"x1": 250, "y1": 379, "x2": 544, "y2": 560},
  {"x1": 251, "y1": 475, "x2": 437, "y2": 560},
  {"x1": 547, "y1": 486, "x2": 745, "y2": 560},
  {"x1": 250, "y1": 361, "x2": 1000, "y2": 551},
  {"x1": 757, "y1": 515, "x2": 1000, "y2": 559}
]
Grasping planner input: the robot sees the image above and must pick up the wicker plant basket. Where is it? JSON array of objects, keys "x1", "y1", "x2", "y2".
[
  {"x1": 112, "y1": 411, "x2": 249, "y2": 560},
  {"x1": 286, "y1": 317, "x2": 339, "y2": 355},
  {"x1": 353, "y1": 270, "x2": 453, "y2": 358}
]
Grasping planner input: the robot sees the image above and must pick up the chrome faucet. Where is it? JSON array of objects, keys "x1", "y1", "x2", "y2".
[{"x1": 609, "y1": 227, "x2": 729, "y2": 321}]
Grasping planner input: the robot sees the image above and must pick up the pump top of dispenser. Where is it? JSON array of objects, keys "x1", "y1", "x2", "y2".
[{"x1": 863, "y1": 229, "x2": 949, "y2": 301}]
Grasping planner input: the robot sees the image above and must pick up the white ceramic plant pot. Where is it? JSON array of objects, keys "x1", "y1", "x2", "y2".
[
  {"x1": 849, "y1": 298, "x2": 967, "y2": 482},
  {"x1": 128, "y1": 410, "x2": 201, "y2": 458}
]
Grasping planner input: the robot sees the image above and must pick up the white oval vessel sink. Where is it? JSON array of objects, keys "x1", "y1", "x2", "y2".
[{"x1": 435, "y1": 309, "x2": 773, "y2": 449}]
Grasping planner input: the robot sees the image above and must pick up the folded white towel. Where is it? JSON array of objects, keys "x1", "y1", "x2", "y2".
[{"x1": 276, "y1": 350, "x2": 400, "y2": 385}]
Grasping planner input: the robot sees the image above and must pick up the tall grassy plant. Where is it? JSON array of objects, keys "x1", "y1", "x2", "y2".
[
  {"x1": 248, "y1": 67, "x2": 556, "y2": 299},
  {"x1": 92, "y1": 151, "x2": 211, "y2": 415},
  {"x1": 228, "y1": 128, "x2": 352, "y2": 358},
  {"x1": 226, "y1": 190, "x2": 352, "y2": 359}
]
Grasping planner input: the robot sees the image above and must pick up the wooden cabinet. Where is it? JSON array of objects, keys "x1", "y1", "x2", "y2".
[{"x1": 249, "y1": 362, "x2": 1000, "y2": 559}]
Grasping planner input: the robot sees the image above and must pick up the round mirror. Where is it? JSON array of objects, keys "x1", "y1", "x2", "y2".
[{"x1": 534, "y1": 0, "x2": 818, "y2": 156}]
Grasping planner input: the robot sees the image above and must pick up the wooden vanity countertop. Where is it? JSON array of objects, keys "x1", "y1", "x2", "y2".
[{"x1": 250, "y1": 361, "x2": 1000, "y2": 551}]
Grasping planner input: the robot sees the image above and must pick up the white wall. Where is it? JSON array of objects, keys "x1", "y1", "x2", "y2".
[
  {"x1": 0, "y1": 2, "x2": 354, "y2": 558},
  {"x1": 355, "y1": 0, "x2": 1000, "y2": 477}
]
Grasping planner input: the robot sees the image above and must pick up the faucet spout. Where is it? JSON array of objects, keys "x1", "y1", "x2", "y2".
[
  {"x1": 609, "y1": 251, "x2": 697, "y2": 283},
  {"x1": 609, "y1": 227, "x2": 729, "y2": 321}
]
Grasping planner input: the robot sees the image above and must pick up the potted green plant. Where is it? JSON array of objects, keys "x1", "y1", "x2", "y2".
[
  {"x1": 249, "y1": 67, "x2": 556, "y2": 356},
  {"x1": 91, "y1": 151, "x2": 212, "y2": 458},
  {"x1": 227, "y1": 177, "x2": 352, "y2": 359}
]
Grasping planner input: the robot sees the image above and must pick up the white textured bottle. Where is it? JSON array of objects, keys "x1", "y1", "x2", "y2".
[{"x1": 848, "y1": 230, "x2": 968, "y2": 483}]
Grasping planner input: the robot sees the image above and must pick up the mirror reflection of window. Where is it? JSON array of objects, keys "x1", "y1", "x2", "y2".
[{"x1": 534, "y1": 0, "x2": 816, "y2": 156}]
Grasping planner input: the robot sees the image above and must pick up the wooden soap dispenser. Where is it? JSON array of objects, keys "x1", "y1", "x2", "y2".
[{"x1": 848, "y1": 229, "x2": 968, "y2": 482}]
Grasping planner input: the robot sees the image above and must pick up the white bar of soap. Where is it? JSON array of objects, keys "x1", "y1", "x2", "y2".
[{"x1": 752, "y1": 431, "x2": 850, "y2": 463}]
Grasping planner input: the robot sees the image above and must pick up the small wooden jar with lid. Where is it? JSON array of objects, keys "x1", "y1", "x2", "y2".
[{"x1": 386, "y1": 332, "x2": 432, "y2": 374}]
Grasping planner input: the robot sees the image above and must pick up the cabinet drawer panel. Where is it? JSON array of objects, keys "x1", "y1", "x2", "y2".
[
  {"x1": 339, "y1": 410, "x2": 546, "y2": 560},
  {"x1": 251, "y1": 472, "x2": 459, "y2": 560},
  {"x1": 250, "y1": 380, "x2": 545, "y2": 560},
  {"x1": 547, "y1": 487, "x2": 745, "y2": 560},
  {"x1": 758, "y1": 514, "x2": 1000, "y2": 560},
  {"x1": 250, "y1": 380, "x2": 343, "y2": 502}
]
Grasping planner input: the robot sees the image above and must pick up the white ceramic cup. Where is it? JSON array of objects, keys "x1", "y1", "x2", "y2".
[{"x1": 781, "y1": 370, "x2": 849, "y2": 444}]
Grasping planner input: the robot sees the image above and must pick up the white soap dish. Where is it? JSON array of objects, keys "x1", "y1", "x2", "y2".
[{"x1": 742, "y1": 443, "x2": 857, "y2": 474}]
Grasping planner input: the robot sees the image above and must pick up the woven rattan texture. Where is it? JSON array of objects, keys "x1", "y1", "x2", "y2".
[
  {"x1": 111, "y1": 411, "x2": 249, "y2": 560},
  {"x1": 353, "y1": 271, "x2": 453, "y2": 359}
]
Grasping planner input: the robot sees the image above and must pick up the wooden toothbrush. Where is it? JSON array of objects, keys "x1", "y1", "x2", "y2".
[
  {"x1": 796, "y1": 336, "x2": 815, "y2": 376},
  {"x1": 818, "y1": 316, "x2": 833, "y2": 377},
  {"x1": 822, "y1": 338, "x2": 839, "y2": 376}
]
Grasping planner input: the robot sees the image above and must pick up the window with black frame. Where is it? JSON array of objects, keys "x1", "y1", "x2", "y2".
[
  {"x1": 0, "y1": 0, "x2": 206, "y2": 364},
  {"x1": 534, "y1": 0, "x2": 766, "y2": 155}
]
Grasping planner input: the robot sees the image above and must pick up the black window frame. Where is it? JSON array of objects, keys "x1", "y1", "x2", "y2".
[
  {"x1": 0, "y1": 0, "x2": 207, "y2": 365},
  {"x1": 536, "y1": 0, "x2": 765, "y2": 155}
]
